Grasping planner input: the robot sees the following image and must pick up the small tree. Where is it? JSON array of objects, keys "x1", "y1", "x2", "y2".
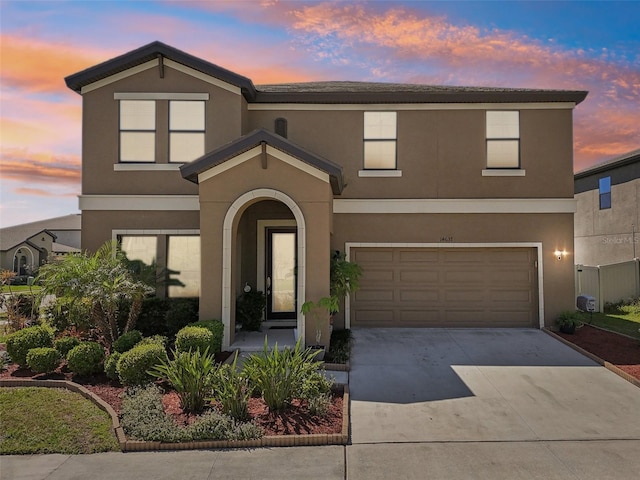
[{"x1": 37, "y1": 241, "x2": 154, "y2": 351}]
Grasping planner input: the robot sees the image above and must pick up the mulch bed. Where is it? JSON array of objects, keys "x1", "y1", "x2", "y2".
[
  {"x1": 556, "y1": 324, "x2": 640, "y2": 381},
  {"x1": 0, "y1": 353, "x2": 344, "y2": 436}
]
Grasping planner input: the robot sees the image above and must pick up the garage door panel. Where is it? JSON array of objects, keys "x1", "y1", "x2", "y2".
[
  {"x1": 354, "y1": 309, "x2": 394, "y2": 325},
  {"x1": 399, "y1": 270, "x2": 439, "y2": 283},
  {"x1": 400, "y1": 289, "x2": 440, "y2": 302},
  {"x1": 362, "y1": 269, "x2": 395, "y2": 282},
  {"x1": 443, "y1": 250, "x2": 486, "y2": 263},
  {"x1": 443, "y1": 270, "x2": 485, "y2": 283},
  {"x1": 355, "y1": 289, "x2": 395, "y2": 302},
  {"x1": 399, "y1": 310, "x2": 442, "y2": 324},
  {"x1": 351, "y1": 247, "x2": 538, "y2": 328},
  {"x1": 398, "y1": 250, "x2": 439, "y2": 263},
  {"x1": 485, "y1": 269, "x2": 533, "y2": 284},
  {"x1": 353, "y1": 249, "x2": 394, "y2": 263}
]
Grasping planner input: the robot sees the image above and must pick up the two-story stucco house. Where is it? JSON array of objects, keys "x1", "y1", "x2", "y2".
[
  {"x1": 574, "y1": 148, "x2": 640, "y2": 266},
  {"x1": 65, "y1": 42, "x2": 587, "y2": 348}
]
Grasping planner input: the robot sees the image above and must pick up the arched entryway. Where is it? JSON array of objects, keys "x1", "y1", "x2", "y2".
[{"x1": 221, "y1": 188, "x2": 306, "y2": 348}]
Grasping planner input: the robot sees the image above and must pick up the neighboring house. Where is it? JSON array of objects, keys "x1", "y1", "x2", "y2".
[
  {"x1": 574, "y1": 149, "x2": 640, "y2": 266},
  {"x1": 0, "y1": 214, "x2": 81, "y2": 275},
  {"x1": 65, "y1": 41, "x2": 587, "y2": 348}
]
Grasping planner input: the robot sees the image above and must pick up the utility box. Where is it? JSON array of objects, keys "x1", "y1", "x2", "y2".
[{"x1": 577, "y1": 295, "x2": 596, "y2": 313}]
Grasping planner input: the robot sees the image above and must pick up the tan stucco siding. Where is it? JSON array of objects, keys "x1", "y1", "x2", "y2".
[
  {"x1": 80, "y1": 210, "x2": 200, "y2": 253},
  {"x1": 332, "y1": 212, "x2": 575, "y2": 328},
  {"x1": 81, "y1": 65, "x2": 244, "y2": 196},
  {"x1": 574, "y1": 178, "x2": 640, "y2": 265},
  {"x1": 197, "y1": 153, "x2": 334, "y2": 345},
  {"x1": 248, "y1": 108, "x2": 575, "y2": 199}
]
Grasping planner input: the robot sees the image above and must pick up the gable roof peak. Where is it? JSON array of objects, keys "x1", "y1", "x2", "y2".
[{"x1": 65, "y1": 41, "x2": 257, "y2": 99}]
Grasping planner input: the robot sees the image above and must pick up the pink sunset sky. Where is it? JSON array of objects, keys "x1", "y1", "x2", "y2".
[{"x1": 1, "y1": 0, "x2": 638, "y2": 227}]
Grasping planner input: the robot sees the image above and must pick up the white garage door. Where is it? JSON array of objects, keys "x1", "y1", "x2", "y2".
[{"x1": 350, "y1": 247, "x2": 538, "y2": 328}]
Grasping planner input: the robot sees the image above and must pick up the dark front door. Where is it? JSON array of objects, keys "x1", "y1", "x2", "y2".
[{"x1": 265, "y1": 227, "x2": 297, "y2": 320}]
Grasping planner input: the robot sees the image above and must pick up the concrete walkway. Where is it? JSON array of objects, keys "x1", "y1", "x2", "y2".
[{"x1": 3, "y1": 328, "x2": 640, "y2": 479}]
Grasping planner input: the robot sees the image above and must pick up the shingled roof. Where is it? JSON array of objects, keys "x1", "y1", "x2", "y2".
[
  {"x1": 66, "y1": 41, "x2": 588, "y2": 105},
  {"x1": 181, "y1": 129, "x2": 344, "y2": 194}
]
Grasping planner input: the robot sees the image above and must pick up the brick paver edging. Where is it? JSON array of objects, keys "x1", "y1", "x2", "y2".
[
  {"x1": 542, "y1": 328, "x2": 640, "y2": 388},
  {"x1": 0, "y1": 379, "x2": 350, "y2": 451}
]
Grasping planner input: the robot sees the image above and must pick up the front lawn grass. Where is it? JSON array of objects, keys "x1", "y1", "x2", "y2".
[
  {"x1": 0, "y1": 285, "x2": 41, "y2": 294},
  {"x1": 0, "y1": 387, "x2": 119, "y2": 454},
  {"x1": 577, "y1": 311, "x2": 640, "y2": 340}
]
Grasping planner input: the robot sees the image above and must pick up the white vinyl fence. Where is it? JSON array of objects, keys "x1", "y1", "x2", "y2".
[{"x1": 575, "y1": 259, "x2": 640, "y2": 312}]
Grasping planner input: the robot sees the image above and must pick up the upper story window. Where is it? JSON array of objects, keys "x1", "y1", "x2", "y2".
[
  {"x1": 486, "y1": 111, "x2": 519, "y2": 168},
  {"x1": 120, "y1": 100, "x2": 156, "y2": 162},
  {"x1": 169, "y1": 101, "x2": 205, "y2": 163},
  {"x1": 599, "y1": 176, "x2": 611, "y2": 209},
  {"x1": 364, "y1": 111, "x2": 397, "y2": 169},
  {"x1": 117, "y1": 94, "x2": 207, "y2": 165}
]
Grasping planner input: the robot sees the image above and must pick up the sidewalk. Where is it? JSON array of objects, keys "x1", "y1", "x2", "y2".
[{"x1": 4, "y1": 440, "x2": 640, "y2": 480}]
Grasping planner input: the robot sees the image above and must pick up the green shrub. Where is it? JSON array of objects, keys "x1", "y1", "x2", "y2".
[
  {"x1": 26, "y1": 347, "x2": 61, "y2": 374},
  {"x1": 327, "y1": 329, "x2": 351, "y2": 364},
  {"x1": 121, "y1": 385, "x2": 185, "y2": 442},
  {"x1": 121, "y1": 385, "x2": 262, "y2": 443},
  {"x1": 104, "y1": 352, "x2": 121, "y2": 381},
  {"x1": 117, "y1": 342, "x2": 166, "y2": 386},
  {"x1": 149, "y1": 348, "x2": 218, "y2": 413},
  {"x1": 112, "y1": 330, "x2": 142, "y2": 353},
  {"x1": 186, "y1": 320, "x2": 223, "y2": 353},
  {"x1": 185, "y1": 410, "x2": 262, "y2": 441},
  {"x1": 300, "y1": 369, "x2": 334, "y2": 416},
  {"x1": 66, "y1": 342, "x2": 105, "y2": 376},
  {"x1": 236, "y1": 291, "x2": 266, "y2": 331},
  {"x1": 54, "y1": 336, "x2": 81, "y2": 358},
  {"x1": 137, "y1": 335, "x2": 168, "y2": 348},
  {"x1": 242, "y1": 338, "x2": 321, "y2": 411},
  {"x1": 136, "y1": 297, "x2": 199, "y2": 338},
  {"x1": 175, "y1": 326, "x2": 213, "y2": 354},
  {"x1": 6, "y1": 325, "x2": 54, "y2": 367},
  {"x1": 211, "y1": 352, "x2": 251, "y2": 420}
]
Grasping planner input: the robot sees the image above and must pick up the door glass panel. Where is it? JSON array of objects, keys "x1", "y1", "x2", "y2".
[{"x1": 271, "y1": 232, "x2": 296, "y2": 313}]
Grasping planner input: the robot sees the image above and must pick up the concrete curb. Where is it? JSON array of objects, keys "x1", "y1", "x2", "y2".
[
  {"x1": 543, "y1": 328, "x2": 640, "y2": 389},
  {"x1": 0, "y1": 379, "x2": 350, "y2": 451}
]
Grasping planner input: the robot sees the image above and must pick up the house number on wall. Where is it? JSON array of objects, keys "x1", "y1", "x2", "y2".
[{"x1": 440, "y1": 236, "x2": 454, "y2": 243}]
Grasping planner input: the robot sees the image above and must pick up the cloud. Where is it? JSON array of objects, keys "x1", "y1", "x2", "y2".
[
  {"x1": 283, "y1": 2, "x2": 640, "y2": 166},
  {"x1": 13, "y1": 187, "x2": 78, "y2": 198},
  {"x1": 0, "y1": 148, "x2": 81, "y2": 185},
  {"x1": 0, "y1": 34, "x2": 110, "y2": 94}
]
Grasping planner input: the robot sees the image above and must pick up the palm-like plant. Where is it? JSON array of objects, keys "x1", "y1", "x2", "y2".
[{"x1": 38, "y1": 241, "x2": 154, "y2": 350}]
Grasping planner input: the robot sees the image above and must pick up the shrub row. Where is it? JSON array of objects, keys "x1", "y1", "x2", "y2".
[{"x1": 121, "y1": 385, "x2": 263, "y2": 443}]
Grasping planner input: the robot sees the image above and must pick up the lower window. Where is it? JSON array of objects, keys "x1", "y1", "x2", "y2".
[{"x1": 119, "y1": 235, "x2": 200, "y2": 298}]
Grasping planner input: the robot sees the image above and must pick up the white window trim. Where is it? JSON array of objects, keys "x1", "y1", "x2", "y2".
[
  {"x1": 112, "y1": 229, "x2": 200, "y2": 241},
  {"x1": 333, "y1": 198, "x2": 576, "y2": 214},
  {"x1": 79, "y1": 195, "x2": 199, "y2": 211},
  {"x1": 343, "y1": 242, "x2": 544, "y2": 329},
  {"x1": 115, "y1": 93, "x2": 209, "y2": 100},
  {"x1": 482, "y1": 169, "x2": 526, "y2": 177},
  {"x1": 358, "y1": 170, "x2": 403, "y2": 177},
  {"x1": 222, "y1": 189, "x2": 306, "y2": 349},
  {"x1": 114, "y1": 164, "x2": 182, "y2": 171}
]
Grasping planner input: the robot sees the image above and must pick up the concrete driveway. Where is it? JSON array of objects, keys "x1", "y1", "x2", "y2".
[{"x1": 349, "y1": 328, "x2": 640, "y2": 444}]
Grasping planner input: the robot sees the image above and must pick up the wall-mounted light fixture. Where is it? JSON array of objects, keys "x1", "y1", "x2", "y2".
[{"x1": 554, "y1": 250, "x2": 568, "y2": 261}]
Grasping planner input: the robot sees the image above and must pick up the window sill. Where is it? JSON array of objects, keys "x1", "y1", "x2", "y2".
[
  {"x1": 358, "y1": 170, "x2": 403, "y2": 178},
  {"x1": 114, "y1": 164, "x2": 183, "y2": 171},
  {"x1": 482, "y1": 169, "x2": 526, "y2": 177}
]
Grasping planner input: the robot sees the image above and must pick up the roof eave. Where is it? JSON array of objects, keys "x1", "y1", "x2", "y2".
[
  {"x1": 180, "y1": 129, "x2": 344, "y2": 194},
  {"x1": 65, "y1": 41, "x2": 257, "y2": 100},
  {"x1": 253, "y1": 90, "x2": 589, "y2": 105}
]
